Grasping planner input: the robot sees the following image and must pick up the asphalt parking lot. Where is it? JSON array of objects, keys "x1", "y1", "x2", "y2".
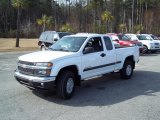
[{"x1": 0, "y1": 51, "x2": 160, "y2": 120}]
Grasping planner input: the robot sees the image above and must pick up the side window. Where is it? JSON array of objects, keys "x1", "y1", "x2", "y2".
[
  {"x1": 84, "y1": 37, "x2": 103, "y2": 53},
  {"x1": 103, "y1": 36, "x2": 113, "y2": 50}
]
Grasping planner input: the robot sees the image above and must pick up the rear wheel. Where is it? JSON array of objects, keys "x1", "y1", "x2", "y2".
[
  {"x1": 120, "y1": 60, "x2": 133, "y2": 79},
  {"x1": 56, "y1": 71, "x2": 75, "y2": 99}
]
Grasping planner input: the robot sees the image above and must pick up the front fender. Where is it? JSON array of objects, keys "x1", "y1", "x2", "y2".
[{"x1": 50, "y1": 57, "x2": 81, "y2": 77}]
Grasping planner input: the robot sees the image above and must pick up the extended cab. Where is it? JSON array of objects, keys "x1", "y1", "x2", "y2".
[{"x1": 15, "y1": 34, "x2": 139, "y2": 99}]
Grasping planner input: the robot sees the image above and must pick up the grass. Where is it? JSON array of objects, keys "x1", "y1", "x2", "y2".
[{"x1": 0, "y1": 38, "x2": 39, "y2": 52}]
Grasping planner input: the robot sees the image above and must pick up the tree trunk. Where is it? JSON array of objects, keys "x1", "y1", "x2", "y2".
[
  {"x1": 43, "y1": 23, "x2": 46, "y2": 32},
  {"x1": 8, "y1": 0, "x2": 12, "y2": 32},
  {"x1": 106, "y1": 20, "x2": 108, "y2": 33},
  {"x1": 16, "y1": 7, "x2": 20, "y2": 47},
  {"x1": 131, "y1": 0, "x2": 134, "y2": 33},
  {"x1": 145, "y1": 2, "x2": 148, "y2": 33}
]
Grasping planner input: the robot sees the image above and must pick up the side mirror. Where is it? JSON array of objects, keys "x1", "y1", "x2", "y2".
[{"x1": 83, "y1": 47, "x2": 94, "y2": 54}]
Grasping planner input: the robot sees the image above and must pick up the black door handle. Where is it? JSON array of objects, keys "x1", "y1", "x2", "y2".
[{"x1": 100, "y1": 53, "x2": 106, "y2": 57}]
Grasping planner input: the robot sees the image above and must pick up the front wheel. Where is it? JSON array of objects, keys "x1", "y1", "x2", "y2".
[
  {"x1": 120, "y1": 60, "x2": 133, "y2": 79},
  {"x1": 56, "y1": 71, "x2": 75, "y2": 99},
  {"x1": 41, "y1": 45, "x2": 46, "y2": 51},
  {"x1": 151, "y1": 50, "x2": 157, "y2": 53},
  {"x1": 142, "y1": 45, "x2": 148, "y2": 54}
]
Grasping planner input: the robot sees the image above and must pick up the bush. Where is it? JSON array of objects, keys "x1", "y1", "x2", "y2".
[
  {"x1": 20, "y1": 22, "x2": 39, "y2": 38},
  {"x1": 0, "y1": 32, "x2": 7, "y2": 38},
  {"x1": 8, "y1": 29, "x2": 17, "y2": 38},
  {"x1": 59, "y1": 23, "x2": 74, "y2": 32}
]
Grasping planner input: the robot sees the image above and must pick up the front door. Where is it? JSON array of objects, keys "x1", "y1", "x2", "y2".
[{"x1": 81, "y1": 37, "x2": 107, "y2": 79}]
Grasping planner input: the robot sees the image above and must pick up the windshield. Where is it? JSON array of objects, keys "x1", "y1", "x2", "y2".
[
  {"x1": 126, "y1": 35, "x2": 139, "y2": 41},
  {"x1": 137, "y1": 35, "x2": 152, "y2": 40},
  {"x1": 117, "y1": 35, "x2": 129, "y2": 40},
  {"x1": 49, "y1": 36, "x2": 87, "y2": 52},
  {"x1": 151, "y1": 35, "x2": 159, "y2": 40},
  {"x1": 110, "y1": 36, "x2": 119, "y2": 40}
]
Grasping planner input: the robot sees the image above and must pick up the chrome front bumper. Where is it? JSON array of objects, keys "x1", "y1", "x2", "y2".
[
  {"x1": 14, "y1": 70, "x2": 56, "y2": 90},
  {"x1": 14, "y1": 71, "x2": 56, "y2": 83}
]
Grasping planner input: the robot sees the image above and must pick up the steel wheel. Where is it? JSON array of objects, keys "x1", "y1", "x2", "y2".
[
  {"x1": 66, "y1": 78, "x2": 74, "y2": 94},
  {"x1": 142, "y1": 45, "x2": 148, "y2": 53},
  {"x1": 120, "y1": 60, "x2": 133, "y2": 79},
  {"x1": 126, "y1": 64, "x2": 132, "y2": 76},
  {"x1": 56, "y1": 71, "x2": 75, "y2": 99}
]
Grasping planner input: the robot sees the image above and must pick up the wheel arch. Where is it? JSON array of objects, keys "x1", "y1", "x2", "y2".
[
  {"x1": 142, "y1": 44, "x2": 148, "y2": 53},
  {"x1": 55, "y1": 65, "x2": 81, "y2": 86},
  {"x1": 124, "y1": 55, "x2": 135, "y2": 69},
  {"x1": 40, "y1": 42, "x2": 47, "y2": 50}
]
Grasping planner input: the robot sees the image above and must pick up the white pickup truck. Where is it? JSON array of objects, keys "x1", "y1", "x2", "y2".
[{"x1": 14, "y1": 34, "x2": 139, "y2": 99}]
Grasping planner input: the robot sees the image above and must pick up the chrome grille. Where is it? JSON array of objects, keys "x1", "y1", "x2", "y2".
[
  {"x1": 18, "y1": 61, "x2": 35, "y2": 75},
  {"x1": 18, "y1": 66, "x2": 34, "y2": 75},
  {"x1": 18, "y1": 60, "x2": 35, "y2": 66},
  {"x1": 155, "y1": 43, "x2": 159, "y2": 45}
]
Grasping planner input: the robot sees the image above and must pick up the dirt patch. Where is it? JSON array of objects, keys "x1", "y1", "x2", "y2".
[{"x1": 0, "y1": 38, "x2": 39, "y2": 52}]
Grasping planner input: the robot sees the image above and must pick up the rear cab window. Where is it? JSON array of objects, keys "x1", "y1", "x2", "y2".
[{"x1": 103, "y1": 36, "x2": 113, "y2": 50}]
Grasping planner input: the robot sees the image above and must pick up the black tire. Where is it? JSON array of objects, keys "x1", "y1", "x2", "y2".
[
  {"x1": 151, "y1": 50, "x2": 157, "y2": 53},
  {"x1": 142, "y1": 45, "x2": 148, "y2": 54},
  {"x1": 41, "y1": 45, "x2": 46, "y2": 51},
  {"x1": 120, "y1": 60, "x2": 133, "y2": 79},
  {"x1": 56, "y1": 71, "x2": 75, "y2": 99}
]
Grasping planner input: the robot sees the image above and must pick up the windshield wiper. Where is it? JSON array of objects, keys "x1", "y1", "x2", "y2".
[
  {"x1": 58, "y1": 48, "x2": 69, "y2": 52},
  {"x1": 48, "y1": 48, "x2": 60, "y2": 51},
  {"x1": 49, "y1": 48, "x2": 69, "y2": 52},
  {"x1": 48, "y1": 47, "x2": 55, "y2": 51}
]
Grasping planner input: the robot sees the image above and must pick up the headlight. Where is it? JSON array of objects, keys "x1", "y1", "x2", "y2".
[
  {"x1": 129, "y1": 44, "x2": 135, "y2": 46},
  {"x1": 34, "y1": 69, "x2": 51, "y2": 76},
  {"x1": 36, "y1": 62, "x2": 53, "y2": 67},
  {"x1": 34, "y1": 62, "x2": 53, "y2": 76},
  {"x1": 150, "y1": 43, "x2": 154, "y2": 45}
]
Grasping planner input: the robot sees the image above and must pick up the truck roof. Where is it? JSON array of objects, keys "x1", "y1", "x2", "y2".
[{"x1": 66, "y1": 33, "x2": 111, "y2": 38}]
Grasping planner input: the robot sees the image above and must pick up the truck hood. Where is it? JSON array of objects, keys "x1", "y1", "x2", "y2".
[
  {"x1": 153, "y1": 40, "x2": 160, "y2": 43},
  {"x1": 19, "y1": 51, "x2": 77, "y2": 62},
  {"x1": 140, "y1": 40, "x2": 159, "y2": 44},
  {"x1": 120, "y1": 40, "x2": 140, "y2": 44},
  {"x1": 129, "y1": 40, "x2": 141, "y2": 44}
]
